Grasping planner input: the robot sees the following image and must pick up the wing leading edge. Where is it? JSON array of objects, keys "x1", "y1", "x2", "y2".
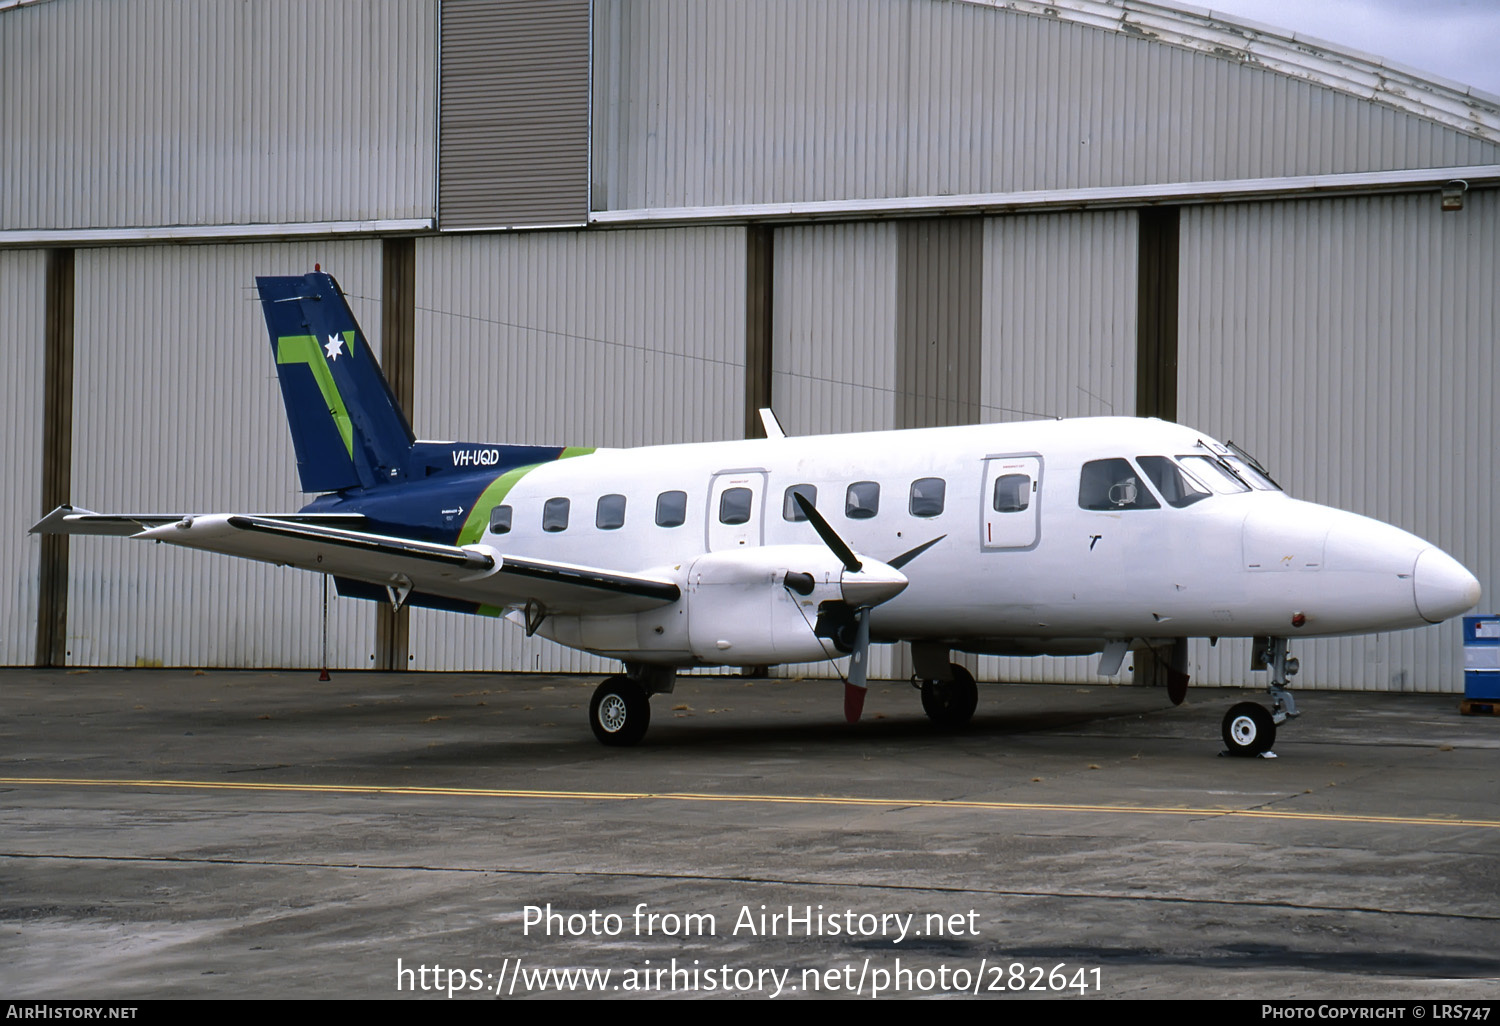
[{"x1": 31, "y1": 506, "x2": 680, "y2": 616}]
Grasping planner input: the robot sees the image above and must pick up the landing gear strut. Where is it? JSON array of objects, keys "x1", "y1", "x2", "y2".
[
  {"x1": 916, "y1": 662, "x2": 979, "y2": 727},
  {"x1": 1221, "y1": 636, "x2": 1300, "y2": 758}
]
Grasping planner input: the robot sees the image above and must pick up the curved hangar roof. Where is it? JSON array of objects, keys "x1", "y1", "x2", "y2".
[
  {"x1": 590, "y1": 0, "x2": 1500, "y2": 220},
  {"x1": 988, "y1": 0, "x2": 1499, "y2": 142}
]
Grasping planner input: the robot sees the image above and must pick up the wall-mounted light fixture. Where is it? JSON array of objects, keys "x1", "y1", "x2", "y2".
[{"x1": 1441, "y1": 180, "x2": 1468, "y2": 212}]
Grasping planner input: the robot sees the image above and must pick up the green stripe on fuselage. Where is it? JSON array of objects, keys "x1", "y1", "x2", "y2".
[
  {"x1": 456, "y1": 447, "x2": 597, "y2": 547},
  {"x1": 276, "y1": 333, "x2": 355, "y2": 458}
]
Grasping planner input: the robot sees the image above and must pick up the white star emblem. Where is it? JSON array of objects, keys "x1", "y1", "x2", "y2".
[{"x1": 324, "y1": 334, "x2": 345, "y2": 361}]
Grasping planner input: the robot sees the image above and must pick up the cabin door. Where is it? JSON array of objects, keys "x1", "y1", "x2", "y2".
[
  {"x1": 981, "y1": 455, "x2": 1041, "y2": 549},
  {"x1": 706, "y1": 470, "x2": 767, "y2": 552}
]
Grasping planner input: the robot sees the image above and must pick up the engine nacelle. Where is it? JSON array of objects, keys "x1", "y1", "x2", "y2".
[
  {"x1": 524, "y1": 544, "x2": 908, "y2": 667},
  {"x1": 683, "y1": 545, "x2": 850, "y2": 665}
]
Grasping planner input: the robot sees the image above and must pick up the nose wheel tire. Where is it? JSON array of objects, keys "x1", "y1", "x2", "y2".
[
  {"x1": 590, "y1": 675, "x2": 651, "y2": 747},
  {"x1": 1222, "y1": 702, "x2": 1275, "y2": 757},
  {"x1": 921, "y1": 663, "x2": 979, "y2": 727}
]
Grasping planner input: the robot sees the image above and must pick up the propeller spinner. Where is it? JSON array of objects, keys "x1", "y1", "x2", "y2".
[{"x1": 792, "y1": 493, "x2": 909, "y2": 721}]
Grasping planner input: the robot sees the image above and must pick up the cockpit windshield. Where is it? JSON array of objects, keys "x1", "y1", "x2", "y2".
[
  {"x1": 1137, "y1": 456, "x2": 1211, "y2": 508},
  {"x1": 1179, "y1": 455, "x2": 1251, "y2": 495},
  {"x1": 1222, "y1": 455, "x2": 1281, "y2": 491}
]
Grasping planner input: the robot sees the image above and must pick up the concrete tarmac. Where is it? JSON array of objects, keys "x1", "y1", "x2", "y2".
[{"x1": 1, "y1": 668, "x2": 1497, "y2": 1000}]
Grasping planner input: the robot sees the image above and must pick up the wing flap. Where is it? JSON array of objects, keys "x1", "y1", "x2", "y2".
[{"x1": 136, "y1": 514, "x2": 680, "y2": 615}]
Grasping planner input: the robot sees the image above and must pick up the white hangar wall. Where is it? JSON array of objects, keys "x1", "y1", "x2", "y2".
[
  {"x1": 1179, "y1": 190, "x2": 1498, "y2": 693},
  {"x1": 0, "y1": 0, "x2": 437, "y2": 231},
  {"x1": 0, "y1": 250, "x2": 46, "y2": 666},
  {"x1": 63, "y1": 242, "x2": 381, "y2": 668},
  {"x1": 406, "y1": 227, "x2": 748, "y2": 673},
  {"x1": 592, "y1": 0, "x2": 1500, "y2": 212}
]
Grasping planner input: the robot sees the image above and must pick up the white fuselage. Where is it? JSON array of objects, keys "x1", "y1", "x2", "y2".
[{"x1": 469, "y1": 417, "x2": 1478, "y2": 667}]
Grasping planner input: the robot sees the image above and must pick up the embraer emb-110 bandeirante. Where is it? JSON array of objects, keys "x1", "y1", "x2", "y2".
[{"x1": 33, "y1": 272, "x2": 1481, "y2": 755}]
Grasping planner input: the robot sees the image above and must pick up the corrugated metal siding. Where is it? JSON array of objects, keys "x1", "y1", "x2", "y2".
[
  {"x1": 0, "y1": 250, "x2": 45, "y2": 665},
  {"x1": 976, "y1": 209, "x2": 1139, "y2": 685},
  {"x1": 592, "y1": 0, "x2": 1500, "y2": 211},
  {"x1": 65, "y1": 242, "x2": 382, "y2": 667},
  {"x1": 770, "y1": 223, "x2": 900, "y2": 437},
  {"x1": 981, "y1": 210, "x2": 1138, "y2": 423},
  {"x1": 1179, "y1": 191, "x2": 1497, "y2": 692},
  {"x1": 767, "y1": 222, "x2": 900, "y2": 680},
  {"x1": 408, "y1": 227, "x2": 746, "y2": 671},
  {"x1": 0, "y1": 0, "x2": 436, "y2": 231},
  {"x1": 896, "y1": 218, "x2": 985, "y2": 429},
  {"x1": 439, "y1": 0, "x2": 590, "y2": 229}
]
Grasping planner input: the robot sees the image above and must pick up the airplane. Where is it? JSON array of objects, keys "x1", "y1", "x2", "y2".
[{"x1": 32, "y1": 271, "x2": 1482, "y2": 755}]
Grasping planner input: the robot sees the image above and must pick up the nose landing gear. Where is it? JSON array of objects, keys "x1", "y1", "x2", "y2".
[{"x1": 1221, "y1": 636, "x2": 1299, "y2": 758}]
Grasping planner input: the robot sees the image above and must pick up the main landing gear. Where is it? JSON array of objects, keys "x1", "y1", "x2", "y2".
[
  {"x1": 915, "y1": 662, "x2": 979, "y2": 727},
  {"x1": 1221, "y1": 636, "x2": 1300, "y2": 758},
  {"x1": 589, "y1": 665, "x2": 675, "y2": 747}
]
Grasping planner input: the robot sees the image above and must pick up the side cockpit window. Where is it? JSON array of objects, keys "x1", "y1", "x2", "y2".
[
  {"x1": 1137, "y1": 456, "x2": 1211, "y2": 508},
  {"x1": 1079, "y1": 458, "x2": 1159, "y2": 511}
]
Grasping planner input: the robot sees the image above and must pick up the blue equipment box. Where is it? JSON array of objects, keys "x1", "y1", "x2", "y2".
[{"x1": 1463, "y1": 616, "x2": 1500, "y2": 700}]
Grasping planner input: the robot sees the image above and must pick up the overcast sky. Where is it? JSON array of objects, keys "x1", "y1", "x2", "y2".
[{"x1": 1177, "y1": 0, "x2": 1500, "y2": 98}]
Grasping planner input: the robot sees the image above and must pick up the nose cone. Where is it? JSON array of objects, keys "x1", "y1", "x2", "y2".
[{"x1": 1413, "y1": 547, "x2": 1482, "y2": 623}]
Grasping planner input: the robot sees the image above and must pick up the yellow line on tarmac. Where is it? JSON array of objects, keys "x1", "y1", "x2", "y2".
[{"x1": 2, "y1": 776, "x2": 1496, "y2": 830}]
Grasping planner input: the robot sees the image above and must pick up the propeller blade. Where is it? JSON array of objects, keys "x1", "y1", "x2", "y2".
[
  {"x1": 887, "y1": 534, "x2": 946, "y2": 570},
  {"x1": 793, "y1": 492, "x2": 861, "y2": 573},
  {"x1": 844, "y1": 606, "x2": 871, "y2": 723}
]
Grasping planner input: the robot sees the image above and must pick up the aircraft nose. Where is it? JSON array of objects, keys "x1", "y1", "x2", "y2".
[{"x1": 1412, "y1": 547, "x2": 1482, "y2": 624}]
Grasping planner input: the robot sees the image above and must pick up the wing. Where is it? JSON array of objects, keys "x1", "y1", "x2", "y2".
[
  {"x1": 31, "y1": 506, "x2": 681, "y2": 616},
  {"x1": 29, "y1": 504, "x2": 369, "y2": 536}
]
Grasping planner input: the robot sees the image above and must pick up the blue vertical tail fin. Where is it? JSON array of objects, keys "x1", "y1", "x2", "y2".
[{"x1": 256, "y1": 272, "x2": 415, "y2": 493}]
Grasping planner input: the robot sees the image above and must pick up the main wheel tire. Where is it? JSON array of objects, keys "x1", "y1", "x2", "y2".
[
  {"x1": 590, "y1": 675, "x2": 651, "y2": 747},
  {"x1": 1221, "y1": 701, "x2": 1275, "y2": 757},
  {"x1": 921, "y1": 663, "x2": 978, "y2": 727}
]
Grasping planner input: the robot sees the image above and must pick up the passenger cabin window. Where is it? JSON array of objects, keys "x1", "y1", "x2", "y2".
[
  {"x1": 596, "y1": 493, "x2": 626, "y2": 530},
  {"x1": 993, "y1": 474, "x2": 1030, "y2": 513},
  {"x1": 1179, "y1": 455, "x2": 1251, "y2": 494},
  {"x1": 719, "y1": 486, "x2": 753, "y2": 525},
  {"x1": 655, "y1": 490, "x2": 687, "y2": 528},
  {"x1": 542, "y1": 497, "x2": 571, "y2": 532},
  {"x1": 783, "y1": 484, "x2": 817, "y2": 522},
  {"x1": 909, "y1": 477, "x2": 945, "y2": 518},
  {"x1": 845, "y1": 481, "x2": 880, "y2": 519},
  {"x1": 1137, "y1": 456, "x2": 1211, "y2": 508},
  {"x1": 489, "y1": 504, "x2": 513, "y2": 535},
  {"x1": 1078, "y1": 458, "x2": 1160, "y2": 511}
]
